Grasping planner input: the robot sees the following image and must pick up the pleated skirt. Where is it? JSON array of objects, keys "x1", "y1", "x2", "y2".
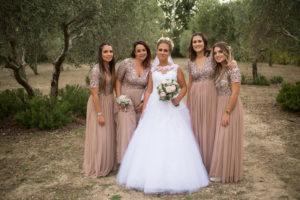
[
  {"x1": 188, "y1": 80, "x2": 217, "y2": 172},
  {"x1": 209, "y1": 96, "x2": 244, "y2": 183},
  {"x1": 116, "y1": 87, "x2": 144, "y2": 163},
  {"x1": 82, "y1": 94, "x2": 116, "y2": 178}
]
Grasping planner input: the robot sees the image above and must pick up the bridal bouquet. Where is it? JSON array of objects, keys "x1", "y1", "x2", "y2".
[
  {"x1": 116, "y1": 95, "x2": 133, "y2": 112},
  {"x1": 157, "y1": 79, "x2": 180, "y2": 101}
]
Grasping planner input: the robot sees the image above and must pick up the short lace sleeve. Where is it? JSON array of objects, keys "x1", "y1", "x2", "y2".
[
  {"x1": 117, "y1": 58, "x2": 129, "y2": 80},
  {"x1": 229, "y1": 67, "x2": 241, "y2": 83},
  {"x1": 89, "y1": 64, "x2": 100, "y2": 88}
]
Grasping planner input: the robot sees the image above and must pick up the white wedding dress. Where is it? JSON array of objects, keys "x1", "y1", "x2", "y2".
[{"x1": 117, "y1": 64, "x2": 209, "y2": 194}]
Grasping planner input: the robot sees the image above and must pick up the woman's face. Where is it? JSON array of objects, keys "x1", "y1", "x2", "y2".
[
  {"x1": 102, "y1": 45, "x2": 113, "y2": 63},
  {"x1": 192, "y1": 35, "x2": 205, "y2": 53},
  {"x1": 135, "y1": 44, "x2": 147, "y2": 61},
  {"x1": 156, "y1": 43, "x2": 170, "y2": 62},
  {"x1": 213, "y1": 46, "x2": 227, "y2": 64}
]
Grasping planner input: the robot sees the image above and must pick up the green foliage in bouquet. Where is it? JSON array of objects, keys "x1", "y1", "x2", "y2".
[{"x1": 276, "y1": 82, "x2": 300, "y2": 112}]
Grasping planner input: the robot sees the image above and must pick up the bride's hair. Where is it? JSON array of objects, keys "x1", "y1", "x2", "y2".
[{"x1": 156, "y1": 37, "x2": 174, "y2": 52}]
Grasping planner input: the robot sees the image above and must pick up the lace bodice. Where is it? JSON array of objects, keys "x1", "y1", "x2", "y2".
[
  {"x1": 117, "y1": 58, "x2": 150, "y2": 89},
  {"x1": 188, "y1": 53, "x2": 216, "y2": 82},
  {"x1": 215, "y1": 67, "x2": 241, "y2": 96},
  {"x1": 89, "y1": 64, "x2": 113, "y2": 95},
  {"x1": 151, "y1": 64, "x2": 178, "y2": 90}
]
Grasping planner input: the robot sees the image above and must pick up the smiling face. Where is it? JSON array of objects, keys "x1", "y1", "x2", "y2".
[
  {"x1": 101, "y1": 45, "x2": 113, "y2": 63},
  {"x1": 192, "y1": 35, "x2": 205, "y2": 53},
  {"x1": 156, "y1": 43, "x2": 171, "y2": 63},
  {"x1": 213, "y1": 46, "x2": 228, "y2": 65},
  {"x1": 135, "y1": 44, "x2": 147, "y2": 62}
]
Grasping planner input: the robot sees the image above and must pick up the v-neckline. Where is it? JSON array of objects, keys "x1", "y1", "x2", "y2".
[
  {"x1": 131, "y1": 58, "x2": 145, "y2": 78},
  {"x1": 195, "y1": 56, "x2": 207, "y2": 69}
]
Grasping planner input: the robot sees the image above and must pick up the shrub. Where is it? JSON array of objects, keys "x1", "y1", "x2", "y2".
[
  {"x1": 276, "y1": 82, "x2": 300, "y2": 111},
  {"x1": 251, "y1": 74, "x2": 270, "y2": 86},
  {"x1": 270, "y1": 76, "x2": 283, "y2": 84},
  {"x1": 14, "y1": 95, "x2": 72, "y2": 129},
  {"x1": 0, "y1": 89, "x2": 29, "y2": 121},
  {"x1": 241, "y1": 74, "x2": 247, "y2": 85},
  {"x1": 58, "y1": 84, "x2": 90, "y2": 117}
]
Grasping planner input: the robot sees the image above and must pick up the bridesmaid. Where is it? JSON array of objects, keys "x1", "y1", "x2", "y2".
[
  {"x1": 82, "y1": 42, "x2": 116, "y2": 178},
  {"x1": 187, "y1": 32, "x2": 217, "y2": 172},
  {"x1": 209, "y1": 42, "x2": 244, "y2": 183},
  {"x1": 115, "y1": 40, "x2": 152, "y2": 163}
]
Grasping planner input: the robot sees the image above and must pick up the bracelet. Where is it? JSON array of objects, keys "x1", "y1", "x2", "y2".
[
  {"x1": 97, "y1": 112, "x2": 103, "y2": 116},
  {"x1": 225, "y1": 110, "x2": 230, "y2": 114}
]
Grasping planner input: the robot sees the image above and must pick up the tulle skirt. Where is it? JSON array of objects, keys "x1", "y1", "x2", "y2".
[
  {"x1": 82, "y1": 94, "x2": 116, "y2": 178},
  {"x1": 117, "y1": 92, "x2": 209, "y2": 194},
  {"x1": 188, "y1": 80, "x2": 217, "y2": 172},
  {"x1": 209, "y1": 96, "x2": 244, "y2": 183}
]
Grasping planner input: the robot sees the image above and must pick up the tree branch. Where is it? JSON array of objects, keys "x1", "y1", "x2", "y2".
[{"x1": 282, "y1": 27, "x2": 299, "y2": 42}]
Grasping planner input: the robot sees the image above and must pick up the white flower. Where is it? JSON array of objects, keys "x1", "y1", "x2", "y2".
[{"x1": 160, "y1": 92, "x2": 166, "y2": 97}]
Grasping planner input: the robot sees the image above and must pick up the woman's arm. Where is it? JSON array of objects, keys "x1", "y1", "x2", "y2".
[
  {"x1": 172, "y1": 67, "x2": 187, "y2": 106},
  {"x1": 90, "y1": 87, "x2": 105, "y2": 125},
  {"x1": 221, "y1": 82, "x2": 240, "y2": 126},
  {"x1": 141, "y1": 72, "x2": 153, "y2": 117},
  {"x1": 186, "y1": 74, "x2": 194, "y2": 108},
  {"x1": 115, "y1": 77, "x2": 122, "y2": 97}
]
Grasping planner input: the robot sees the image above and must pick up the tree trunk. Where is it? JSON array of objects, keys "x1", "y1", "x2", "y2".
[
  {"x1": 29, "y1": 54, "x2": 38, "y2": 75},
  {"x1": 252, "y1": 59, "x2": 258, "y2": 79},
  {"x1": 50, "y1": 23, "x2": 69, "y2": 97},
  {"x1": 13, "y1": 65, "x2": 35, "y2": 98},
  {"x1": 268, "y1": 52, "x2": 272, "y2": 67}
]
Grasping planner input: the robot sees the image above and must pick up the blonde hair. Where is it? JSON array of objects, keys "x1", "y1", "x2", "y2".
[{"x1": 156, "y1": 37, "x2": 174, "y2": 52}]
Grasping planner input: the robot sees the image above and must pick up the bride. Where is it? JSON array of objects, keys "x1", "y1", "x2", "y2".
[{"x1": 117, "y1": 37, "x2": 209, "y2": 194}]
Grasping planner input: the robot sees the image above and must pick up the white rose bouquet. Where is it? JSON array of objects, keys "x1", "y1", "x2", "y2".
[
  {"x1": 116, "y1": 95, "x2": 133, "y2": 112},
  {"x1": 157, "y1": 79, "x2": 180, "y2": 101}
]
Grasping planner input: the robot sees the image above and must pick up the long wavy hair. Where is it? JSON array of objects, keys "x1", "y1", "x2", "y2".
[
  {"x1": 188, "y1": 32, "x2": 210, "y2": 61},
  {"x1": 213, "y1": 41, "x2": 233, "y2": 85},
  {"x1": 98, "y1": 42, "x2": 116, "y2": 92},
  {"x1": 130, "y1": 40, "x2": 152, "y2": 68}
]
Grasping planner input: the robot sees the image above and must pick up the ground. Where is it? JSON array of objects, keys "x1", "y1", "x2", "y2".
[{"x1": 0, "y1": 59, "x2": 299, "y2": 200}]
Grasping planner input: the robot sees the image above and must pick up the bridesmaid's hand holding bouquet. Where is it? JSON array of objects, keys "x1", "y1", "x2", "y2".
[
  {"x1": 157, "y1": 79, "x2": 180, "y2": 101},
  {"x1": 116, "y1": 95, "x2": 133, "y2": 112}
]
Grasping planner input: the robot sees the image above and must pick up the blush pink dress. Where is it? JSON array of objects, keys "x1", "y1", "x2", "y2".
[
  {"x1": 116, "y1": 58, "x2": 150, "y2": 163},
  {"x1": 82, "y1": 64, "x2": 116, "y2": 177},
  {"x1": 209, "y1": 67, "x2": 244, "y2": 183},
  {"x1": 187, "y1": 53, "x2": 217, "y2": 172}
]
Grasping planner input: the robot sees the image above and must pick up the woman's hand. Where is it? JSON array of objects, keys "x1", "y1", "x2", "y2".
[
  {"x1": 135, "y1": 102, "x2": 143, "y2": 113},
  {"x1": 221, "y1": 113, "x2": 230, "y2": 126},
  {"x1": 98, "y1": 115, "x2": 105, "y2": 125},
  {"x1": 227, "y1": 60, "x2": 237, "y2": 70},
  {"x1": 171, "y1": 97, "x2": 180, "y2": 107}
]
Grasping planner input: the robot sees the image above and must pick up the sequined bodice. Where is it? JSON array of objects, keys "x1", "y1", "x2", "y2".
[
  {"x1": 89, "y1": 64, "x2": 113, "y2": 95},
  {"x1": 117, "y1": 58, "x2": 150, "y2": 89},
  {"x1": 188, "y1": 53, "x2": 216, "y2": 82},
  {"x1": 215, "y1": 67, "x2": 241, "y2": 96}
]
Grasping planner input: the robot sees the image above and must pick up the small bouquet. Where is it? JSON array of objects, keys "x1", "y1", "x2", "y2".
[
  {"x1": 157, "y1": 79, "x2": 180, "y2": 101},
  {"x1": 116, "y1": 95, "x2": 133, "y2": 112}
]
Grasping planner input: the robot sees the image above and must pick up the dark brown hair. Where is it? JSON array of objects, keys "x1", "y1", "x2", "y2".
[
  {"x1": 130, "y1": 40, "x2": 152, "y2": 68},
  {"x1": 98, "y1": 42, "x2": 116, "y2": 92},
  {"x1": 188, "y1": 32, "x2": 210, "y2": 61}
]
